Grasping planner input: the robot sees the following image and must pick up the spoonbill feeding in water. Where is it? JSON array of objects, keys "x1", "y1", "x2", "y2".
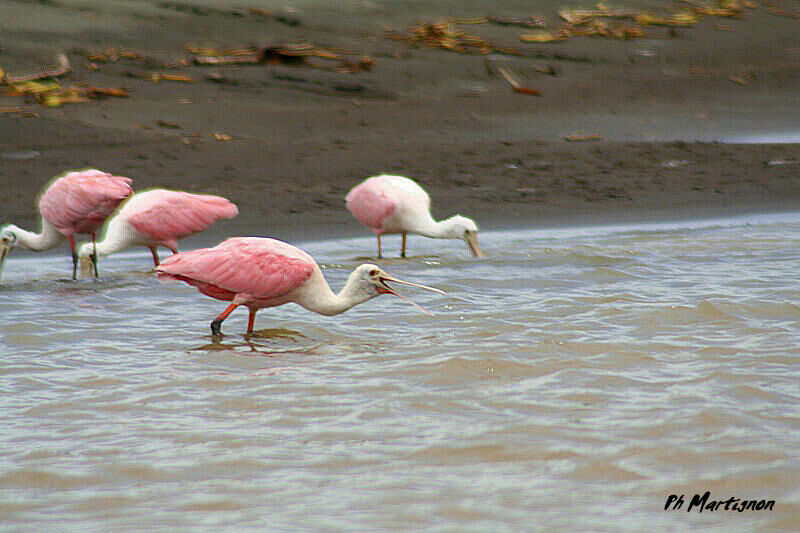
[
  {"x1": 77, "y1": 188, "x2": 238, "y2": 276},
  {"x1": 155, "y1": 237, "x2": 445, "y2": 336},
  {"x1": 0, "y1": 169, "x2": 133, "y2": 280},
  {"x1": 345, "y1": 174, "x2": 483, "y2": 259}
]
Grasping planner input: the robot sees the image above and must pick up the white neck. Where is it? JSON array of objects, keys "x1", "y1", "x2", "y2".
[
  {"x1": 80, "y1": 232, "x2": 124, "y2": 259},
  {"x1": 294, "y1": 270, "x2": 376, "y2": 316},
  {"x1": 5, "y1": 220, "x2": 65, "y2": 251},
  {"x1": 409, "y1": 215, "x2": 459, "y2": 239},
  {"x1": 78, "y1": 220, "x2": 138, "y2": 258}
]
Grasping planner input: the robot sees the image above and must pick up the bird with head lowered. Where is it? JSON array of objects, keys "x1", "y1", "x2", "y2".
[
  {"x1": 77, "y1": 188, "x2": 238, "y2": 277},
  {"x1": 155, "y1": 237, "x2": 445, "y2": 336},
  {"x1": 0, "y1": 169, "x2": 133, "y2": 281},
  {"x1": 346, "y1": 174, "x2": 483, "y2": 259}
]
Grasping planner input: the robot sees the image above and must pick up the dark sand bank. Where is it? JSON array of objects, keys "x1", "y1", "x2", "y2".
[{"x1": 2, "y1": 0, "x2": 799, "y2": 243}]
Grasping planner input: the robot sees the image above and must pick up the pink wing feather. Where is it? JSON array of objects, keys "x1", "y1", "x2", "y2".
[
  {"x1": 126, "y1": 190, "x2": 238, "y2": 245},
  {"x1": 345, "y1": 178, "x2": 397, "y2": 233},
  {"x1": 156, "y1": 237, "x2": 314, "y2": 301},
  {"x1": 39, "y1": 169, "x2": 133, "y2": 235}
]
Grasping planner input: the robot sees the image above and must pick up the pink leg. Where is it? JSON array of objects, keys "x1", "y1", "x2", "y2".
[
  {"x1": 211, "y1": 303, "x2": 238, "y2": 336},
  {"x1": 247, "y1": 309, "x2": 257, "y2": 335}
]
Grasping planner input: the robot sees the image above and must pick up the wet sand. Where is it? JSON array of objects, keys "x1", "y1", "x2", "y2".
[{"x1": 2, "y1": 0, "x2": 799, "y2": 243}]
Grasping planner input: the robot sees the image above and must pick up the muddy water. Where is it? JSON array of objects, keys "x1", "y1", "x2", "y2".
[{"x1": 1, "y1": 213, "x2": 798, "y2": 531}]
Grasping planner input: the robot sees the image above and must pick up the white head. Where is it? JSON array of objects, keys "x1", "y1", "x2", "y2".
[
  {"x1": 346, "y1": 264, "x2": 445, "y2": 314},
  {"x1": 0, "y1": 225, "x2": 21, "y2": 280},
  {"x1": 77, "y1": 241, "x2": 99, "y2": 278},
  {"x1": 1, "y1": 225, "x2": 20, "y2": 248},
  {"x1": 77, "y1": 241, "x2": 94, "y2": 259},
  {"x1": 442, "y1": 215, "x2": 483, "y2": 257}
]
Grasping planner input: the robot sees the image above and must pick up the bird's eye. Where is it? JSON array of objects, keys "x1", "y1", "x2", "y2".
[{"x1": 368, "y1": 269, "x2": 378, "y2": 276}]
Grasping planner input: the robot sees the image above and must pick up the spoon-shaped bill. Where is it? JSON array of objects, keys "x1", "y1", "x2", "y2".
[
  {"x1": 378, "y1": 273, "x2": 445, "y2": 316},
  {"x1": 465, "y1": 232, "x2": 484, "y2": 258},
  {"x1": 0, "y1": 243, "x2": 10, "y2": 282}
]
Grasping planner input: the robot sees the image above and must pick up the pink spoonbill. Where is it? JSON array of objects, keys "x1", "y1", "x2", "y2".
[
  {"x1": 346, "y1": 174, "x2": 483, "y2": 259},
  {"x1": 155, "y1": 237, "x2": 445, "y2": 336},
  {"x1": 0, "y1": 169, "x2": 133, "y2": 280},
  {"x1": 77, "y1": 188, "x2": 238, "y2": 276}
]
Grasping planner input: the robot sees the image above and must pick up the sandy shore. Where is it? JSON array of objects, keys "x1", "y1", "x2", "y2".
[{"x1": 2, "y1": 0, "x2": 799, "y2": 243}]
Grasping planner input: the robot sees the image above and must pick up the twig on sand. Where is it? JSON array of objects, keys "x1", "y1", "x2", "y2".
[
  {"x1": 87, "y1": 87, "x2": 129, "y2": 98},
  {"x1": 564, "y1": 133, "x2": 603, "y2": 142},
  {"x1": 728, "y1": 74, "x2": 751, "y2": 85},
  {"x1": 191, "y1": 54, "x2": 261, "y2": 65},
  {"x1": 3, "y1": 54, "x2": 71, "y2": 84},
  {"x1": 0, "y1": 106, "x2": 39, "y2": 117},
  {"x1": 496, "y1": 66, "x2": 541, "y2": 95}
]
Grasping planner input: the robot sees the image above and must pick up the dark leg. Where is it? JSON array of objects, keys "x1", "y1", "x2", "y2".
[
  {"x1": 401, "y1": 232, "x2": 407, "y2": 258},
  {"x1": 211, "y1": 303, "x2": 238, "y2": 336},
  {"x1": 68, "y1": 235, "x2": 77, "y2": 280},
  {"x1": 91, "y1": 233, "x2": 99, "y2": 277},
  {"x1": 377, "y1": 235, "x2": 382, "y2": 259},
  {"x1": 149, "y1": 246, "x2": 160, "y2": 267}
]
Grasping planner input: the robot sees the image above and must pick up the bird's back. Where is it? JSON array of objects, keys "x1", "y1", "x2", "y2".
[
  {"x1": 346, "y1": 174, "x2": 430, "y2": 233},
  {"x1": 39, "y1": 169, "x2": 133, "y2": 235},
  {"x1": 156, "y1": 237, "x2": 315, "y2": 302},
  {"x1": 123, "y1": 189, "x2": 238, "y2": 243}
]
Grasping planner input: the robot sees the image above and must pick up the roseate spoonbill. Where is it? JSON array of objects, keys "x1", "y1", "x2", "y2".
[
  {"x1": 76, "y1": 188, "x2": 238, "y2": 276},
  {"x1": 155, "y1": 237, "x2": 445, "y2": 336},
  {"x1": 0, "y1": 169, "x2": 133, "y2": 280},
  {"x1": 345, "y1": 174, "x2": 483, "y2": 259}
]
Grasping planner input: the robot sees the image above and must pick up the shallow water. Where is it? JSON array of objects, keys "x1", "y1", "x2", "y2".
[{"x1": 1, "y1": 212, "x2": 799, "y2": 531}]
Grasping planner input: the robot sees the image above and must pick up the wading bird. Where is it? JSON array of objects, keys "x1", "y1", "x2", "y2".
[
  {"x1": 155, "y1": 237, "x2": 444, "y2": 336},
  {"x1": 77, "y1": 188, "x2": 238, "y2": 276},
  {"x1": 0, "y1": 169, "x2": 133, "y2": 280},
  {"x1": 345, "y1": 174, "x2": 483, "y2": 259}
]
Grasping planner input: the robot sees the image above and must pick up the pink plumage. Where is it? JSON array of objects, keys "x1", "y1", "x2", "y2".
[
  {"x1": 125, "y1": 189, "x2": 239, "y2": 251},
  {"x1": 345, "y1": 174, "x2": 410, "y2": 234},
  {"x1": 38, "y1": 169, "x2": 133, "y2": 236},
  {"x1": 78, "y1": 188, "x2": 239, "y2": 274},
  {"x1": 156, "y1": 237, "x2": 314, "y2": 303}
]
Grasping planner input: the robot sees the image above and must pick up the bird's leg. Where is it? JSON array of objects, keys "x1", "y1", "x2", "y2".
[
  {"x1": 401, "y1": 232, "x2": 407, "y2": 258},
  {"x1": 377, "y1": 235, "x2": 383, "y2": 259},
  {"x1": 149, "y1": 246, "x2": 160, "y2": 267},
  {"x1": 91, "y1": 233, "x2": 99, "y2": 277},
  {"x1": 247, "y1": 309, "x2": 257, "y2": 335},
  {"x1": 211, "y1": 303, "x2": 238, "y2": 337},
  {"x1": 68, "y1": 235, "x2": 78, "y2": 280}
]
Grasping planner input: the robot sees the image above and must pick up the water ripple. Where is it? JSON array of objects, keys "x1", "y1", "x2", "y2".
[{"x1": 1, "y1": 214, "x2": 799, "y2": 530}]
